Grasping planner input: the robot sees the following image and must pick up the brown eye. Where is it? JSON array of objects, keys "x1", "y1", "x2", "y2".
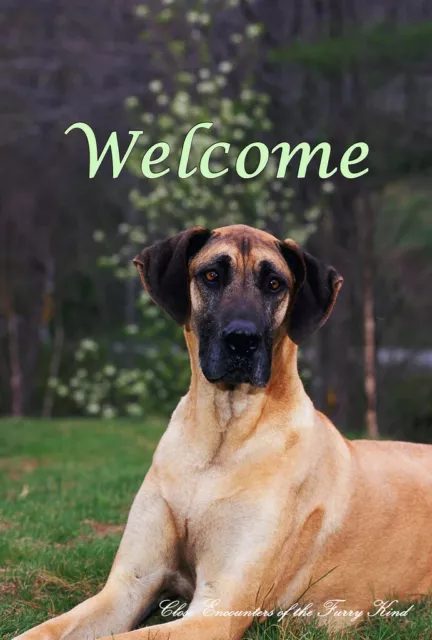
[
  {"x1": 205, "y1": 270, "x2": 219, "y2": 282},
  {"x1": 268, "y1": 278, "x2": 281, "y2": 291}
]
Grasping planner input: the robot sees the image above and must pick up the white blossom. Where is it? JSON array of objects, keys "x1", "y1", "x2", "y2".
[
  {"x1": 131, "y1": 381, "x2": 146, "y2": 395},
  {"x1": 246, "y1": 24, "x2": 262, "y2": 39},
  {"x1": 176, "y1": 72, "x2": 194, "y2": 85},
  {"x1": 186, "y1": 11, "x2": 199, "y2": 23},
  {"x1": 73, "y1": 390, "x2": 85, "y2": 405},
  {"x1": 215, "y1": 76, "x2": 226, "y2": 88},
  {"x1": 102, "y1": 406, "x2": 116, "y2": 419},
  {"x1": 322, "y1": 181, "x2": 335, "y2": 194},
  {"x1": 149, "y1": 79, "x2": 163, "y2": 93},
  {"x1": 240, "y1": 89, "x2": 253, "y2": 101},
  {"x1": 103, "y1": 365, "x2": 116, "y2": 376},
  {"x1": 129, "y1": 228, "x2": 147, "y2": 244},
  {"x1": 88, "y1": 402, "x2": 100, "y2": 415},
  {"x1": 230, "y1": 33, "x2": 243, "y2": 44},
  {"x1": 135, "y1": 5, "x2": 149, "y2": 18},
  {"x1": 197, "y1": 81, "x2": 216, "y2": 94},
  {"x1": 80, "y1": 339, "x2": 98, "y2": 352},
  {"x1": 125, "y1": 324, "x2": 139, "y2": 335},
  {"x1": 126, "y1": 403, "x2": 143, "y2": 417},
  {"x1": 125, "y1": 96, "x2": 139, "y2": 110},
  {"x1": 218, "y1": 61, "x2": 233, "y2": 74}
]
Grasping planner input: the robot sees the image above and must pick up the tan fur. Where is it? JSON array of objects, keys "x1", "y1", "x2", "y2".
[{"x1": 15, "y1": 225, "x2": 432, "y2": 640}]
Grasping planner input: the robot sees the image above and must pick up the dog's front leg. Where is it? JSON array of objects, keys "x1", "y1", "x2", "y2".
[
  {"x1": 97, "y1": 614, "x2": 250, "y2": 640},
  {"x1": 14, "y1": 475, "x2": 179, "y2": 640},
  {"x1": 97, "y1": 566, "x2": 269, "y2": 640},
  {"x1": 96, "y1": 604, "x2": 254, "y2": 640}
]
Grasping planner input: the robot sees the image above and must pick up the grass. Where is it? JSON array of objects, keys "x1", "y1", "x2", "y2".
[{"x1": 0, "y1": 419, "x2": 431, "y2": 639}]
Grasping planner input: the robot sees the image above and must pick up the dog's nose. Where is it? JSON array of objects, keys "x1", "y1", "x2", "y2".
[{"x1": 222, "y1": 320, "x2": 261, "y2": 356}]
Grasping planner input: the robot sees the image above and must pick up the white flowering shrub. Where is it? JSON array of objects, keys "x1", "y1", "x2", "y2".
[
  {"x1": 49, "y1": 339, "x2": 151, "y2": 419},
  {"x1": 56, "y1": 0, "x2": 320, "y2": 417}
]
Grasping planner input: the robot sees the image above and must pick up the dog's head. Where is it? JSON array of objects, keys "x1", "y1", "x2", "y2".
[{"x1": 134, "y1": 224, "x2": 342, "y2": 388}]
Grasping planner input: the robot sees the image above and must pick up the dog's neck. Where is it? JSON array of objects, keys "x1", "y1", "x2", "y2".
[{"x1": 180, "y1": 329, "x2": 313, "y2": 452}]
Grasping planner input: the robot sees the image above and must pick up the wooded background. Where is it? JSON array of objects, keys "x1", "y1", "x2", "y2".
[{"x1": 0, "y1": 0, "x2": 431, "y2": 443}]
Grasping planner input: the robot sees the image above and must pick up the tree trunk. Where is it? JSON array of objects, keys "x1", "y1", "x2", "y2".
[
  {"x1": 42, "y1": 320, "x2": 64, "y2": 419},
  {"x1": 2, "y1": 285, "x2": 23, "y2": 418},
  {"x1": 362, "y1": 195, "x2": 379, "y2": 439}
]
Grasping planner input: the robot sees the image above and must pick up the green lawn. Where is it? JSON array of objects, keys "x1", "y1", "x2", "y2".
[{"x1": 0, "y1": 419, "x2": 430, "y2": 639}]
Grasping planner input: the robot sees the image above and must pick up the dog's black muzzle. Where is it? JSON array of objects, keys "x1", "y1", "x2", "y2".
[{"x1": 199, "y1": 318, "x2": 272, "y2": 387}]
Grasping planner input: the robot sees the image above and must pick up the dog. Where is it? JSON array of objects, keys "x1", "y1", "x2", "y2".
[{"x1": 15, "y1": 224, "x2": 432, "y2": 639}]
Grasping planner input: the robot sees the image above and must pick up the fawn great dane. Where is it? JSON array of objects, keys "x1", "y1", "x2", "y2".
[{"x1": 16, "y1": 225, "x2": 432, "y2": 639}]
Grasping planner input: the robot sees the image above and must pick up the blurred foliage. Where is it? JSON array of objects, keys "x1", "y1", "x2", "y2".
[
  {"x1": 379, "y1": 370, "x2": 432, "y2": 444},
  {"x1": 1, "y1": 0, "x2": 431, "y2": 441},
  {"x1": 271, "y1": 22, "x2": 432, "y2": 75},
  {"x1": 376, "y1": 184, "x2": 432, "y2": 252},
  {"x1": 50, "y1": 303, "x2": 192, "y2": 418}
]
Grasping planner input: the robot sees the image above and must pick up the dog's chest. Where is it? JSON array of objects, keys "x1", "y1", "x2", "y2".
[
  {"x1": 168, "y1": 467, "x2": 284, "y2": 573},
  {"x1": 158, "y1": 453, "x2": 243, "y2": 523},
  {"x1": 154, "y1": 430, "x2": 291, "y2": 560}
]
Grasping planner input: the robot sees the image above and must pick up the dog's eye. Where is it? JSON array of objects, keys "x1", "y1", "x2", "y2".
[
  {"x1": 268, "y1": 278, "x2": 281, "y2": 291},
  {"x1": 204, "y1": 270, "x2": 219, "y2": 283}
]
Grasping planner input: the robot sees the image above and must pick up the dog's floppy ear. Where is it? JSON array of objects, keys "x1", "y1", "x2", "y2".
[
  {"x1": 133, "y1": 226, "x2": 211, "y2": 324},
  {"x1": 281, "y1": 239, "x2": 343, "y2": 345}
]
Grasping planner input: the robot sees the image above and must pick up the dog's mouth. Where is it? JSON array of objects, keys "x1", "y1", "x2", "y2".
[
  {"x1": 203, "y1": 363, "x2": 269, "y2": 388},
  {"x1": 206, "y1": 369, "x2": 253, "y2": 386}
]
